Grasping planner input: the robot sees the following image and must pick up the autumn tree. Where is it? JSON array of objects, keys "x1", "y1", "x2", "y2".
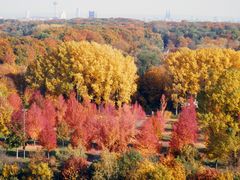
[
  {"x1": 53, "y1": 95, "x2": 69, "y2": 146},
  {"x1": 170, "y1": 97, "x2": 198, "y2": 152},
  {"x1": 200, "y1": 69, "x2": 240, "y2": 166},
  {"x1": 137, "y1": 65, "x2": 169, "y2": 112},
  {"x1": 136, "y1": 111, "x2": 164, "y2": 155},
  {"x1": 26, "y1": 41, "x2": 138, "y2": 106},
  {"x1": 42, "y1": 98, "x2": 56, "y2": 127},
  {"x1": 39, "y1": 119, "x2": 57, "y2": 158},
  {"x1": 0, "y1": 99, "x2": 13, "y2": 135},
  {"x1": 0, "y1": 82, "x2": 15, "y2": 135},
  {"x1": 54, "y1": 95, "x2": 67, "y2": 123},
  {"x1": 7, "y1": 93, "x2": 22, "y2": 112},
  {"x1": 0, "y1": 38, "x2": 15, "y2": 64},
  {"x1": 84, "y1": 104, "x2": 137, "y2": 152},
  {"x1": 6, "y1": 93, "x2": 23, "y2": 158},
  {"x1": 164, "y1": 48, "x2": 240, "y2": 104},
  {"x1": 200, "y1": 113, "x2": 240, "y2": 166},
  {"x1": 26, "y1": 103, "x2": 44, "y2": 143},
  {"x1": 65, "y1": 92, "x2": 93, "y2": 148},
  {"x1": 206, "y1": 69, "x2": 240, "y2": 117}
]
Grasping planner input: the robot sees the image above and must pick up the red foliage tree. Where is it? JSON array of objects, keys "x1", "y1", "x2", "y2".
[
  {"x1": 8, "y1": 93, "x2": 22, "y2": 112},
  {"x1": 42, "y1": 98, "x2": 57, "y2": 127},
  {"x1": 136, "y1": 111, "x2": 164, "y2": 155},
  {"x1": 170, "y1": 97, "x2": 198, "y2": 152},
  {"x1": 65, "y1": 92, "x2": 86, "y2": 129},
  {"x1": 62, "y1": 156, "x2": 88, "y2": 179},
  {"x1": 65, "y1": 93, "x2": 93, "y2": 148},
  {"x1": 85, "y1": 104, "x2": 138, "y2": 152},
  {"x1": 54, "y1": 95, "x2": 67, "y2": 124},
  {"x1": 26, "y1": 103, "x2": 44, "y2": 142},
  {"x1": 28, "y1": 90, "x2": 45, "y2": 108},
  {"x1": 132, "y1": 103, "x2": 146, "y2": 122},
  {"x1": 39, "y1": 119, "x2": 57, "y2": 158}
]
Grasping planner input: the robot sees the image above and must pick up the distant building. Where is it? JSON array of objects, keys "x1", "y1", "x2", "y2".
[
  {"x1": 76, "y1": 8, "x2": 80, "y2": 18},
  {"x1": 60, "y1": 11, "x2": 67, "y2": 19},
  {"x1": 53, "y1": 1, "x2": 58, "y2": 18},
  {"x1": 88, "y1": 11, "x2": 96, "y2": 19},
  {"x1": 164, "y1": 10, "x2": 171, "y2": 21},
  {"x1": 25, "y1": 10, "x2": 31, "y2": 19}
]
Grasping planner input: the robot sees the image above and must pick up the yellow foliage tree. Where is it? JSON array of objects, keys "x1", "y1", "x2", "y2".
[
  {"x1": 2, "y1": 163, "x2": 19, "y2": 179},
  {"x1": 130, "y1": 160, "x2": 174, "y2": 180},
  {"x1": 0, "y1": 80, "x2": 14, "y2": 135},
  {"x1": 28, "y1": 162, "x2": 53, "y2": 180},
  {"x1": 208, "y1": 69, "x2": 240, "y2": 116},
  {"x1": 200, "y1": 113, "x2": 240, "y2": 165},
  {"x1": 164, "y1": 48, "x2": 240, "y2": 103},
  {"x1": 26, "y1": 41, "x2": 137, "y2": 106}
]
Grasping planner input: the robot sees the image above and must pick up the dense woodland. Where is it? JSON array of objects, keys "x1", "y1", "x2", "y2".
[{"x1": 0, "y1": 18, "x2": 240, "y2": 179}]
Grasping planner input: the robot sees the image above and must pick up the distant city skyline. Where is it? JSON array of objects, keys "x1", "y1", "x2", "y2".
[{"x1": 0, "y1": 0, "x2": 239, "y2": 22}]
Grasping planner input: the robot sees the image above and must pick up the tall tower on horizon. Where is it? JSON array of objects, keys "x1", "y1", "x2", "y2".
[
  {"x1": 60, "y1": 11, "x2": 67, "y2": 19},
  {"x1": 76, "y1": 8, "x2": 80, "y2": 18},
  {"x1": 165, "y1": 9, "x2": 171, "y2": 21},
  {"x1": 25, "y1": 10, "x2": 31, "y2": 19},
  {"x1": 53, "y1": 1, "x2": 58, "y2": 18}
]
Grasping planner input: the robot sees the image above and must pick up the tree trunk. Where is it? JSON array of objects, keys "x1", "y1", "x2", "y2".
[
  {"x1": 23, "y1": 144, "x2": 26, "y2": 159},
  {"x1": 62, "y1": 140, "x2": 64, "y2": 147},
  {"x1": 16, "y1": 148, "x2": 18, "y2": 159},
  {"x1": 33, "y1": 140, "x2": 36, "y2": 146},
  {"x1": 47, "y1": 151, "x2": 50, "y2": 158},
  {"x1": 175, "y1": 104, "x2": 178, "y2": 116}
]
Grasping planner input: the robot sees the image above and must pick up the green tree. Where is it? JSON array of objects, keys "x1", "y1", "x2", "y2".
[{"x1": 137, "y1": 49, "x2": 162, "y2": 76}]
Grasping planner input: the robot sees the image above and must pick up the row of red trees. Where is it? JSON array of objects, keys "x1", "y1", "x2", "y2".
[{"x1": 6, "y1": 89, "x2": 198, "y2": 156}]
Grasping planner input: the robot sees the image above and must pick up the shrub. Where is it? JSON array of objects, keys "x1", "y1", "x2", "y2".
[
  {"x1": 90, "y1": 150, "x2": 119, "y2": 180},
  {"x1": 218, "y1": 171, "x2": 234, "y2": 180},
  {"x1": 117, "y1": 149, "x2": 143, "y2": 179},
  {"x1": 234, "y1": 171, "x2": 240, "y2": 180},
  {"x1": 195, "y1": 167, "x2": 219, "y2": 179},
  {"x1": 161, "y1": 156, "x2": 186, "y2": 180},
  {"x1": 131, "y1": 160, "x2": 174, "y2": 180},
  {"x1": 1, "y1": 163, "x2": 19, "y2": 179},
  {"x1": 178, "y1": 145, "x2": 201, "y2": 177},
  {"x1": 55, "y1": 145, "x2": 86, "y2": 161},
  {"x1": 136, "y1": 113, "x2": 163, "y2": 155},
  {"x1": 164, "y1": 111, "x2": 173, "y2": 120},
  {"x1": 28, "y1": 162, "x2": 53, "y2": 180},
  {"x1": 62, "y1": 156, "x2": 88, "y2": 180}
]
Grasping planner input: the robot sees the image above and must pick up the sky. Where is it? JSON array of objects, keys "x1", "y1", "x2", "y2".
[{"x1": 0, "y1": 0, "x2": 239, "y2": 20}]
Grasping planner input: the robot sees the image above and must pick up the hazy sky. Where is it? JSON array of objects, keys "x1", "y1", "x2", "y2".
[{"x1": 0, "y1": 0, "x2": 239, "y2": 20}]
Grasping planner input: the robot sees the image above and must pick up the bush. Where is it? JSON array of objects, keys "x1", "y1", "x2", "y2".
[
  {"x1": 218, "y1": 171, "x2": 234, "y2": 180},
  {"x1": 55, "y1": 145, "x2": 86, "y2": 161},
  {"x1": 62, "y1": 156, "x2": 88, "y2": 180},
  {"x1": 1, "y1": 163, "x2": 19, "y2": 179},
  {"x1": 177, "y1": 145, "x2": 201, "y2": 177},
  {"x1": 90, "y1": 150, "x2": 119, "y2": 180},
  {"x1": 131, "y1": 160, "x2": 174, "y2": 180},
  {"x1": 117, "y1": 149, "x2": 143, "y2": 179},
  {"x1": 164, "y1": 111, "x2": 173, "y2": 120},
  {"x1": 195, "y1": 167, "x2": 219, "y2": 179},
  {"x1": 28, "y1": 162, "x2": 53, "y2": 180},
  {"x1": 234, "y1": 171, "x2": 240, "y2": 180},
  {"x1": 161, "y1": 156, "x2": 186, "y2": 180}
]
